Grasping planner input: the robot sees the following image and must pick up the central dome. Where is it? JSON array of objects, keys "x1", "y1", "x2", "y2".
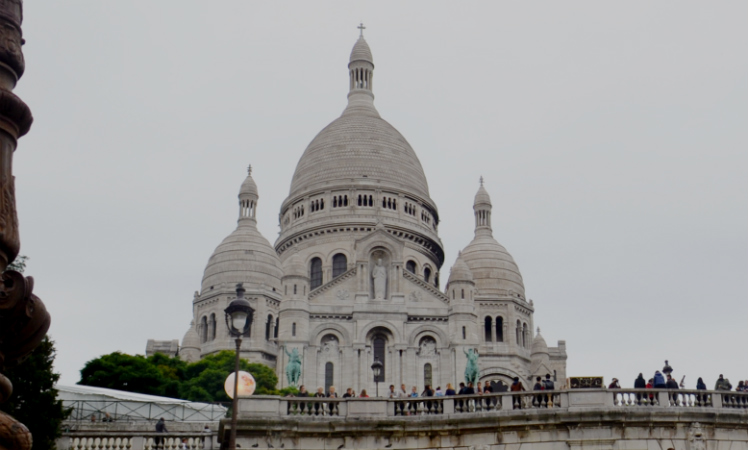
[
  {"x1": 288, "y1": 36, "x2": 430, "y2": 200},
  {"x1": 288, "y1": 109, "x2": 431, "y2": 199}
]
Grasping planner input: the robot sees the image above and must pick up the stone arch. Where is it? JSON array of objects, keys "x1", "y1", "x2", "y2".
[
  {"x1": 360, "y1": 321, "x2": 401, "y2": 344},
  {"x1": 324, "y1": 247, "x2": 352, "y2": 264},
  {"x1": 357, "y1": 234, "x2": 402, "y2": 263},
  {"x1": 479, "y1": 367, "x2": 523, "y2": 386},
  {"x1": 310, "y1": 323, "x2": 351, "y2": 347},
  {"x1": 407, "y1": 324, "x2": 448, "y2": 348}
]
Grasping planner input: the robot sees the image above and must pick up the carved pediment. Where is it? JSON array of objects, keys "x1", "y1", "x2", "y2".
[
  {"x1": 308, "y1": 267, "x2": 357, "y2": 301},
  {"x1": 403, "y1": 269, "x2": 449, "y2": 304}
]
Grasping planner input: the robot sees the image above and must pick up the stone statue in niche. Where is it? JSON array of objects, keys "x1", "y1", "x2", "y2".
[
  {"x1": 322, "y1": 335, "x2": 339, "y2": 354},
  {"x1": 372, "y1": 258, "x2": 387, "y2": 300},
  {"x1": 419, "y1": 337, "x2": 436, "y2": 356}
]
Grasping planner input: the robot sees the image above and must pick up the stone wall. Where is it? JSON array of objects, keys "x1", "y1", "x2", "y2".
[{"x1": 221, "y1": 389, "x2": 748, "y2": 450}]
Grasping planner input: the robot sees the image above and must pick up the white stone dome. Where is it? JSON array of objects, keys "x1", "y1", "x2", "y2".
[
  {"x1": 182, "y1": 321, "x2": 200, "y2": 348},
  {"x1": 350, "y1": 36, "x2": 373, "y2": 65},
  {"x1": 461, "y1": 235, "x2": 525, "y2": 297},
  {"x1": 447, "y1": 253, "x2": 474, "y2": 285},
  {"x1": 240, "y1": 168, "x2": 258, "y2": 197},
  {"x1": 461, "y1": 182, "x2": 525, "y2": 298},
  {"x1": 201, "y1": 224, "x2": 283, "y2": 293},
  {"x1": 287, "y1": 105, "x2": 431, "y2": 200},
  {"x1": 532, "y1": 329, "x2": 548, "y2": 355},
  {"x1": 283, "y1": 251, "x2": 307, "y2": 278},
  {"x1": 201, "y1": 172, "x2": 283, "y2": 294}
]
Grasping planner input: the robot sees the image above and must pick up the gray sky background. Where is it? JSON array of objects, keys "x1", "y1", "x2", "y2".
[{"x1": 14, "y1": 2, "x2": 746, "y2": 388}]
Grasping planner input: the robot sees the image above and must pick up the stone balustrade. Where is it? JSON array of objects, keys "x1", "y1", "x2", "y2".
[
  {"x1": 67, "y1": 433, "x2": 216, "y2": 450},
  {"x1": 241, "y1": 389, "x2": 747, "y2": 420}
]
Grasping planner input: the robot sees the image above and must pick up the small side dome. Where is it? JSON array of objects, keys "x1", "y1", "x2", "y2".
[
  {"x1": 180, "y1": 321, "x2": 201, "y2": 363},
  {"x1": 531, "y1": 328, "x2": 548, "y2": 355},
  {"x1": 202, "y1": 170, "x2": 283, "y2": 293},
  {"x1": 350, "y1": 36, "x2": 373, "y2": 65},
  {"x1": 283, "y1": 251, "x2": 307, "y2": 278},
  {"x1": 447, "y1": 253, "x2": 474, "y2": 284}
]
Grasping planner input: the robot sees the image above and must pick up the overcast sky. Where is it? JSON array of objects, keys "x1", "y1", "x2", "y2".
[{"x1": 14, "y1": 2, "x2": 746, "y2": 388}]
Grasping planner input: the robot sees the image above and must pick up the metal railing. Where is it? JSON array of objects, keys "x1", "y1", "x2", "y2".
[{"x1": 63, "y1": 400, "x2": 229, "y2": 423}]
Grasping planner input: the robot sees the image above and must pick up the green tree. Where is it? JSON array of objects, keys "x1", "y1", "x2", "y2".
[
  {"x1": 0, "y1": 337, "x2": 70, "y2": 450},
  {"x1": 79, "y1": 352, "x2": 174, "y2": 397},
  {"x1": 78, "y1": 350, "x2": 279, "y2": 402},
  {"x1": 5, "y1": 255, "x2": 28, "y2": 272}
]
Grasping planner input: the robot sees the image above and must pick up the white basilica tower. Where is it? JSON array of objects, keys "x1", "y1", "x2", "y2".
[{"x1": 150, "y1": 30, "x2": 567, "y2": 394}]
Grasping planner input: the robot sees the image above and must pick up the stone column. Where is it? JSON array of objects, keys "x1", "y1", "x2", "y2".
[{"x1": 0, "y1": 0, "x2": 31, "y2": 270}]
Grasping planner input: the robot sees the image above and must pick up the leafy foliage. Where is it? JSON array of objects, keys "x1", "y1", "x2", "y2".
[
  {"x1": 5, "y1": 255, "x2": 28, "y2": 273},
  {"x1": 0, "y1": 337, "x2": 70, "y2": 450},
  {"x1": 79, "y1": 350, "x2": 279, "y2": 402}
]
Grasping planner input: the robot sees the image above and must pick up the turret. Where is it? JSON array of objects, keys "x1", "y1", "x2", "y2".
[{"x1": 446, "y1": 252, "x2": 478, "y2": 345}]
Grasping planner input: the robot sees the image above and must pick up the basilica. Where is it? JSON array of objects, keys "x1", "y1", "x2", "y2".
[{"x1": 146, "y1": 32, "x2": 567, "y2": 394}]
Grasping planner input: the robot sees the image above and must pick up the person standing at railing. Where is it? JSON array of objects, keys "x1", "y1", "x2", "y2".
[
  {"x1": 314, "y1": 387, "x2": 326, "y2": 415},
  {"x1": 634, "y1": 373, "x2": 646, "y2": 404},
  {"x1": 543, "y1": 374, "x2": 555, "y2": 407},
  {"x1": 533, "y1": 377, "x2": 544, "y2": 407},
  {"x1": 155, "y1": 418, "x2": 167, "y2": 449},
  {"x1": 715, "y1": 374, "x2": 732, "y2": 406},
  {"x1": 435, "y1": 386, "x2": 444, "y2": 397},
  {"x1": 421, "y1": 385, "x2": 435, "y2": 413},
  {"x1": 646, "y1": 378, "x2": 655, "y2": 403},
  {"x1": 396, "y1": 384, "x2": 408, "y2": 415},
  {"x1": 327, "y1": 386, "x2": 338, "y2": 415},
  {"x1": 608, "y1": 378, "x2": 621, "y2": 389},
  {"x1": 653, "y1": 371, "x2": 666, "y2": 388},
  {"x1": 510, "y1": 377, "x2": 525, "y2": 410},
  {"x1": 695, "y1": 377, "x2": 707, "y2": 405},
  {"x1": 666, "y1": 375, "x2": 679, "y2": 405}
]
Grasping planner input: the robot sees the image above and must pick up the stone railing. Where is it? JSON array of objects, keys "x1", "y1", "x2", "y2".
[
  {"x1": 66, "y1": 433, "x2": 217, "y2": 450},
  {"x1": 240, "y1": 389, "x2": 748, "y2": 420}
]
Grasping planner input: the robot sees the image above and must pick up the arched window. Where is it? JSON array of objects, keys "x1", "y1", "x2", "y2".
[
  {"x1": 201, "y1": 316, "x2": 208, "y2": 343},
  {"x1": 292, "y1": 322, "x2": 296, "y2": 337},
  {"x1": 452, "y1": 290, "x2": 455, "y2": 299},
  {"x1": 209, "y1": 314, "x2": 217, "y2": 341},
  {"x1": 516, "y1": 320, "x2": 521, "y2": 346},
  {"x1": 462, "y1": 326, "x2": 466, "y2": 340},
  {"x1": 310, "y1": 257, "x2": 323, "y2": 290},
  {"x1": 332, "y1": 254, "x2": 347, "y2": 278},
  {"x1": 293, "y1": 284, "x2": 297, "y2": 295},
  {"x1": 265, "y1": 314, "x2": 273, "y2": 341},
  {"x1": 372, "y1": 334, "x2": 386, "y2": 382},
  {"x1": 496, "y1": 316, "x2": 504, "y2": 342},
  {"x1": 424, "y1": 363, "x2": 433, "y2": 388},
  {"x1": 424, "y1": 267, "x2": 432, "y2": 283},
  {"x1": 325, "y1": 362, "x2": 334, "y2": 394},
  {"x1": 406, "y1": 260, "x2": 416, "y2": 274},
  {"x1": 274, "y1": 317, "x2": 279, "y2": 339},
  {"x1": 484, "y1": 316, "x2": 493, "y2": 342},
  {"x1": 461, "y1": 289, "x2": 465, "y2": 299},
  {"x1": 523, "y1": 322, "x2": 528, "y2": 348}
]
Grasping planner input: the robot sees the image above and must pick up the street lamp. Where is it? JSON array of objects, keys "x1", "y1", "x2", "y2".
[
  {"x1": 371, "y1": 358, "x2": 383, "y2": 397},
  {"x1": 224, "y1": 283, "x2": 254, "y2": 450}
]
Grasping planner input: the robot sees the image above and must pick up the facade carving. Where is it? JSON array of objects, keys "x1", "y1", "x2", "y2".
[{"x1": 147, "y1": 31, "x2": 567, "y2": 393}]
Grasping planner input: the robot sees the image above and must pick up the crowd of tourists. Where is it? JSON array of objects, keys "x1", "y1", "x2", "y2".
[{"x1": 609, "y1": 373, "x2": 746, "y2": 392}]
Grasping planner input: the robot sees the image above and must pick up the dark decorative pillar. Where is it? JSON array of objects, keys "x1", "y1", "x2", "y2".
[{"x1": 0, "y1": 2, "x2": 51, "y2": 450}]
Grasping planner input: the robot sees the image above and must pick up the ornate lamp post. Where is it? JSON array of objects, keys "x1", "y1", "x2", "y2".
[
  {"x1": 371, "y1": 358, "x2": 383, "y2": 397},
  {"x1": 224, "y1": 284, "x2": 254, "y2": 450}
]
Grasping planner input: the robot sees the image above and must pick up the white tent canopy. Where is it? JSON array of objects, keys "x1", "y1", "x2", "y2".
[{"x1": 57, "y1": 385, "x2": 227, "y2": 422}]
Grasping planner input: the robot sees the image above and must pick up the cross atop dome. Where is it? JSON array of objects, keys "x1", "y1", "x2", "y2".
[
  {"x1": 247, "y1": 164, "x2": 252, "y2": 176},
  {"x1": 480, "y1": 176, "x2": 484, "y2": 186},
  {"x1": 358, "y1": 22, "x2": 366, "y2": 37}
]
